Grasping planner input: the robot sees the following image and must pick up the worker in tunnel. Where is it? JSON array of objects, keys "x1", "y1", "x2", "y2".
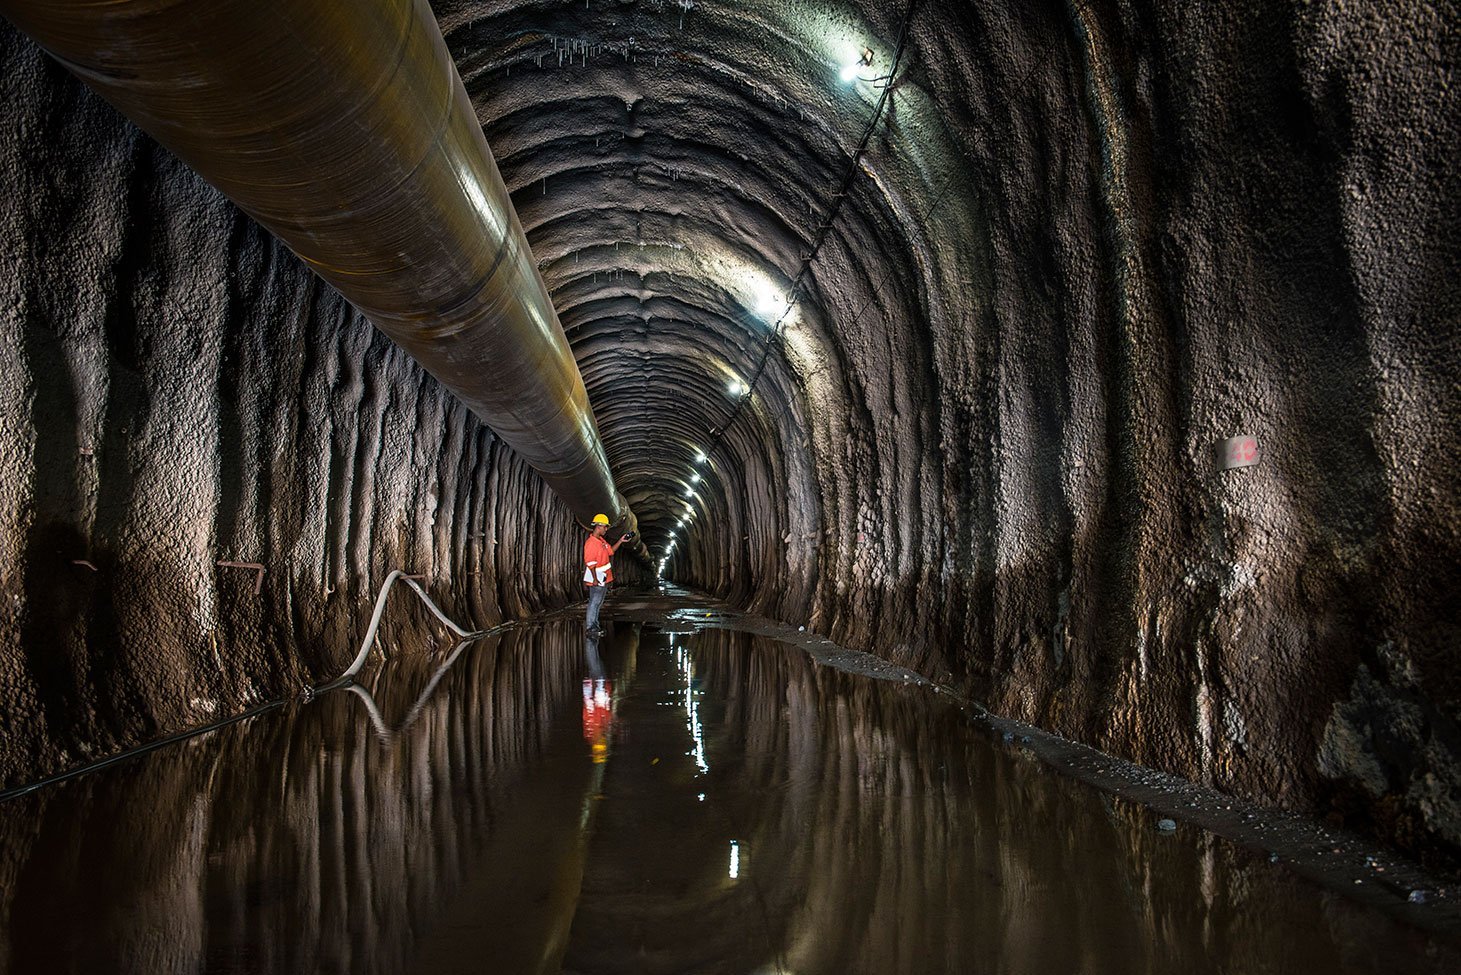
[{"x1": 583, "y1": 514, "x2": 633, "y2": 634}]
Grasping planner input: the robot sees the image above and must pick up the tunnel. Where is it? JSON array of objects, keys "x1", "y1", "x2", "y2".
[{"x1": 0, "y1": 0, "x2": 1457, "y2": 971}]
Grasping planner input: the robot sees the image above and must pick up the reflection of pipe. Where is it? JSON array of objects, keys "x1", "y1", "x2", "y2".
[{"x1": 0, "y1": 0, "x2": 639, "y2": 535}]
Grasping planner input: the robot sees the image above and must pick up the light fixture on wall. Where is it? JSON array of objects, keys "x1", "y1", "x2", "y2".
[
  {"x1": 755, "y1": 284, "x2": 783, "y2": 318},
  {"x1": 840, "y1": 46, "x2": 874, "y2": 83}
]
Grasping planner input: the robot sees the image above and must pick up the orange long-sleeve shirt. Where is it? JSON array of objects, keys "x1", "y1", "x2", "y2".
[{"x1": 583, "y1": 536, "x2": 614, "y2": 586}]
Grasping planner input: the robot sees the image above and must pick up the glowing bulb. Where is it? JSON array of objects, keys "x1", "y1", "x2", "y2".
[
  {"x1": 691, "y1": 472, "x2": 701, "y2": 484},
  {"x1": 840, "y1": 46, "x2": 873, "y2": 84},
  {"x1": 728, "y1": 379, "x2": 746, "y2": 396},
  {"x1": 694, "y1": 450, "x2": 707, "y2": 464},
  {"x1": 755, "y1": 286, "x2": 782, "y2": 317}
]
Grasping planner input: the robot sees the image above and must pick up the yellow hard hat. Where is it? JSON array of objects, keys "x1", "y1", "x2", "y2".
[{"x1": 592, "y1": 513, "x2": 610, "y2": 526}]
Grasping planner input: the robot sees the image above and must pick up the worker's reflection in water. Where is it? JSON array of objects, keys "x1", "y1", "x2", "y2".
[{"x1": 582, "y1": 631, "x2": 614, "y2": 763}]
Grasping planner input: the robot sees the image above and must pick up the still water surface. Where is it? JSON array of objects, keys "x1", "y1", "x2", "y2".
[{"x1": 0, "y1": 621, "x2": 1453, "y2": 973}]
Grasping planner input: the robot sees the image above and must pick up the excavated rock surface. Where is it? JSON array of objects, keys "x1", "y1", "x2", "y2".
[
  {"x1": 0, "y1": 28, "x2": 581, "y2": 788},
  {"x1": 1, "y1": 0, "x2": 1458, "y2": 870}
]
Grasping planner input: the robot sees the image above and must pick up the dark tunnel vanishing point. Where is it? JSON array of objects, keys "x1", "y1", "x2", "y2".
[{"x1": 0, "y1": 0, "x2": 1457, "y2": 887}]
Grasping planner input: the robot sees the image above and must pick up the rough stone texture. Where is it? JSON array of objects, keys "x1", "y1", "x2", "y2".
[
  {"x1": 0, "y1": 0, "x2": 1457, "y2": 869},
  {"x1": 0, "y1": 26, "x2": 580, "y2": 788},
  {"x1": 447, "y1": 0, "x2": 1459, "y2": 866}
]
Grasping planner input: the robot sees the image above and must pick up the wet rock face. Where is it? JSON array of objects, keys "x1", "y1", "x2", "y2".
[
  {"x1": 1, "y1": 0, "x2": 1458, "y2": 867},
  {"x1": 0, "y1": 28, "x2": 580, "y2": 786}
]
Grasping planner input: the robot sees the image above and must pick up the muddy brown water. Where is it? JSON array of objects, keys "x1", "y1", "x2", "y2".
[{"x1": 0, "y1": 620, "x2": 1455, "y2": 974}]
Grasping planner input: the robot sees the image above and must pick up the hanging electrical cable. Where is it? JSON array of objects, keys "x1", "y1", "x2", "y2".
[{"x1": 661, "y1": 0, "x2": 922, "y2": 559}]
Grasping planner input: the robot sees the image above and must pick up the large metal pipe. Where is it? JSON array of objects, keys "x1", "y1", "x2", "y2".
[{"x1": 0, "y1": 0, "x2": 641, "y2": 542}]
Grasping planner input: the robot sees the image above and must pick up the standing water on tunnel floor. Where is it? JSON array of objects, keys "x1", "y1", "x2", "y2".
[{"x1": 0, "y1": 619, "x2": 1455, "y2": 974}]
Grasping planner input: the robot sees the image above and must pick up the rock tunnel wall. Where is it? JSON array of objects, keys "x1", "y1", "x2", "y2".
[
  {"x1": 460, "y1": 0, "x2": 1457, "y2": 865},
  {"x1": 722, "y1": 0, "x2": 1459, "y2": 864},
  {"x1": 0, "y1": 0, "x2": 1457, "y2": 872},
  {"x1": 0, "y1": 27, "x2": 583, "y2": 788},
  {"x1": 690, "y1": 0, "x2": 1459, "y2": 865}
]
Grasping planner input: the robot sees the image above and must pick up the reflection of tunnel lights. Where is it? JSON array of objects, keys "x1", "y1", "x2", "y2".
[{"x1": 675, "y1": 647, "x2": 710, "y2": 776}]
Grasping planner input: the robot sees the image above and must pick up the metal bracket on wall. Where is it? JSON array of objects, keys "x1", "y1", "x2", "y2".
[{"x1": 217, "y1": 560, "x2": 266, "y2": 594}]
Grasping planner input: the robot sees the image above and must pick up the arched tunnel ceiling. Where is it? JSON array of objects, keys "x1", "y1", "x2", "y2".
[
  {"x1": 0, "y1": 0, "x2": 1455, "y2": 871},
  {"x1": 438, "y1": 0, "x2": 955, "y2": 572}
]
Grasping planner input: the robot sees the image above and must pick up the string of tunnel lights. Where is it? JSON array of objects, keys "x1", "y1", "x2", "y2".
[{"x1": 657, "y1": 0, "x2": 923, "y2": 579}]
